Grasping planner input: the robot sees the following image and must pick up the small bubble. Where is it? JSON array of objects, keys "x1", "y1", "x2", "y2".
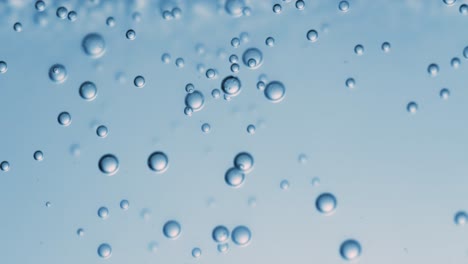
[
  {"x1": 443, "y1": 0, "x2": 456, "y2": 6},
  {"x1": 106, "y1": 16, "x2": 115, "y2": 27},
  {"x1": 222, "y1": 76, "x2": 242, "y2": 96},
  {"x1": 161, "y1": 53, "x2": 171, "y2": 64},
  {"x1": 345, "y1": 78, "x2": 356, "y2": 89},
  {"x1": 212, "y1": 225, "x2": 230, "y2": 243},
  {"x1": 354, "y1": 44, "x2": 364, "y2": 55},
  {"x1": 451, "y1": 57, "x2": 460, "y2": 69},
  {"x1": 96, "y1": 125, "x2": 108, "y2": 138},
  {"x1": 35, "y1": 0, "x2": 45, "y2": 11},
  {"x1": 231, "y1": 37, "x2": 240, "y2": 48},
  {"x1": 407, "y1": 101, "x2": 418, "y2": 114},
  {"x1": 82, "y1": 33, "x2": 106, "y2": 58},
  {"x1": 134, "y1": 76, "x2": 145, "y2": 88},
  {"x1": 206, "y1": 69, "x2": 217, "y2": 79},
  {"x1": 240, "y1": 32, "x2": 250, "y2": 43},
  {"x1": 225, "y1": 0, "x2": 245, "y2": 17},
  {"x1": 273, "y1": 4, "x2": 282, "y2": 13},
  {"x1": 265, "y1": 37, "x2": 275, "y2": 47},
  {"x1": 163, "y1": 220, "x2": 181, "y2": 239},
  {"x1": 298, "y1": 153, "x2": 308, "y2": 164},
  {"x1": 454, "y1": 211, "x2": 467, "y2": 226},
  {"x1": 13, "y1": 22, "x2": 22, "y2": 32},
  {"x1": 248, "y1": 196, "x2": 257, "y2": 207},
  {"x1": 97, "y1": 243, "x2": 112, "y2": 259},
  {"x1": 460, "y1": 4, "x2": 468, "y2": 14},
  {"x1": 307, "y1": 30, "x2": 318, "y2": 42},
  {"x1": 192, "y1": 247, "x2": 202, "y2": 258},
  {"x1": 201, "y1": 123, "x2": 211, "y2": 133},
  {"x1": 133, "y1": 12, "x2": 142, "y2": 22},
  {"x1": 264, "y1": 81, "x2": 286, "y2": 103},
  {"x1": 234, "y1": 152, "x2": 254, "y2": 173},
  {"x1": 68, "y1": 11, "x2": 77, "y2": 22},
  {"x1": 440, "y1": 88, "x2": 450, "y2": 100},
  {"x1": 0, "y1": 161, "x2": 10, "y2": 172},
  {"x1": 225, "y1": 167, "x2": 245, "y2": 188},
  {"x1": 45, "y1": 201, "x2": 51, "y2": 207},
  {"x1": 296, "y1": 0, "x2": 305, "y2": 9},
  {"x1": 338, "y1": 1, "x2": 349, "y2": 12},
  {"x1": 229, "y1": 54, "x2": 238, "y2": 63},
  {"x1": 58, "y1": 112, "x2": 71, "y2": 126},
  {"x1": 162, "y1": 10, "x2": 173, "y2": 20},
  {"x1": 340, "y1": 239, "x2": 362, "y2": 261},
  {"x1": 0, "y1": 61, "x2": 7, "y2": 74},
  {"x1": 97, "y1": 206, "x2": 109, "y2": 219},
  {"x1": 184, "y1": 107, "x2": 193, "y2": 116},
  {"x1": 217, "y1": 243, "x2": 229, "y2": 253},
  {"x1": 148, "y1": 241, "x2": 158, "y2": 253},
  {"x1": 316, "y1": 193, "x2": 337, "y2": 215},
  {"x1": 185, "y1": 90, "x2": 205, "y2": 112},
  {"x1": 77, "y1": 228, "x2": 85, "y2": 237},
  {"x1": 243, "y1": 48, "x2": 263, "y2": 69},
  {"x1": 231, "y1": 226, "x2": 251, "y2": 246},
  {"x1": 247, "y1": 124, "x2": 256, "y2": 134},
  {"x1": 230, "y1": 63, "x2": 240, "y2": 73},
  {"x1": 427, "y1": 63, "x2": 439, "y2": 77},
  {"x1": 98, "y1": 154, "x2": 119, "y2": 176},
  {"x1": 280, "y1": 179, "x2": 290, "y2": 190},
  {"x1": 381, "y1": 42, "x2": 391, "y2": 52},
  {"x1": 148, "y1": 151, "x2": 169, "y2": 173},
  {"x1": 49, "y1": 64, "x2": 67, "y2": 83},
  {"x1": 120, "y1": 199, "x2": 129, "y2": 210},
  {"x1": 175, "y1": 58, "x2": 185, "y2": 68},
  {"x1": 56, "y1": 6, "x2": 68, "y2": 19},
  {"x1": 126, "y1": 29, "x2": 136, "y2": 40},
  {"x1": 243, "y1": 6, "x2": 252, "y2": 16},
  {"x1": 171, "y1": 7, "x2": 182, "y2": 19},
  {"x1": 311, "y1": 177, "x2": 320, "y2": 186},
  {"x1": 257, "y1": 81, "x2": 266, "y2": 91},
  {"x1": 34, "y1": 150, "x2": 44, "y2": 161},
  {"x1": 185, "y1": 83, "x2": 195, "y2": 93},
  {"x1": 79, "y1": 81, "x2": 97, "y2": 101},
  {"x1": 141, "y1": 208, "x2": 151, "y2": 221},
  {"x1": 212, "y1": 89, "x2": 221, "y2": 99}
]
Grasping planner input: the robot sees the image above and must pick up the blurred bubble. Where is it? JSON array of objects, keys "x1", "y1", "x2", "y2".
[
  {"x1": 407, "y1": 101, "x2": 418, "y2": 114},
  {"x1": 440, "y1": 88, "x2": 450, "y2": 100},
  {"x1": 175, "y1": 58, "x2": 185, "y2": 68},
  {"x1": 212, "y1": 89, "x2": 221, "y2": 99},
  {"x1": 35, "y1": 0, "x2": 45, "y2": 11},
  {"x1": 162, "y1": 53, "x2": 171, "y2": 63},
  {"x1": 354, "y1": 44, "x2": 364, "y2": 55},
  {"x1": 280, "y1": 179, "x2": 290, "y2": 190},
  {"x1": 106, "y1": 17, "x2": 115, "y2": 27},
  {"x1": 77, "y1": 228, "x2": 85, "y2": 237},
  {"x1": 460, "y1": 4, "x2": 468, "y2": 14},
  {"x1": 217, "y1": 243, "x2": 229, "y2": 253},
  {"x1": 225, "y1": 0, "x2": 245, "y2": 17},
  {"x1": 120, "y1": 200, "x2": 129, "y2": 210},
  {"x1": 427, "y1": 63, "x2": 439, "y2": 77},
  {"x1": 345, "y1": 78, "x2": 355, "y2": 89},
  {"x1": 451, "y1": 57, "x2": 460, "y2": 69},
  {"x1": 338, "y1": 1, "x2": 349, "y2": 12},
  {"x1": 454, "y1": 211, "x2": 467, "y2": 226},
  {"x1": 316, "y1": 193, "x2": 337, "y2": 215},
  {"x1": 13, "y1": 22, "x2": 22, "y2": 32},
  {"x1": 443, "y1": 0, "x2": 456, "y2": 6},
  {"x1": 0, "y1": 61, "x2": 7, "y2": 73},
  {"x1": 381, "y1": 42, "x2": 391, "y2": 52},
  {"x1": 68, "y1": 11, "x2": 77, "y2": 22}
]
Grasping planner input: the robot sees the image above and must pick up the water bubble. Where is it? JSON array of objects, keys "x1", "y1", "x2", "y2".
[
  {"x1": 45, "y1": 201, "x2": 51, "y2": 207},
  {"x1": 35, "y1": 0, "x2": 45, "y2": 11},
  {"x1": 185, "y1": 91, "x2": 205, "y2": 112},
  {"x1": 13, "y1": 22, "x2": 22, "y2": 32},
  {"x1": 234, "y1": 152, "x2": 254, "y2": 173},
  {"x1": 307, "y1": 30, "x2": 318, "y2": 42},
  {"x1": 172, "y1": 7, "x2": 182, "y2": 19},
  {"x1": 97, "y1": 243, "x2": 112, "y2": 259},
  {"x1": 440, "y1": 88, "x2": 450, "y2": 100},
  {"x1": 96, "y1": 125, "x2": 108, "y2": 138},
  {"x1": 148, "y1": 151, "x2": 169, "y2": 173},
  {"x1": 184, "y1": 107, "x2": 193, "y2": 116},
  {"x1": 134, "y1": 76, "x2": 145, "y2": 88},
  {"x1": 240, "y1": 32, "x2": 250, "y2": 43},
  {"x1": 265, "y1": 37, "x2": 275, "y2": 47},
  {"x1": 280, "y1": 179, "x2": 290, "y2": 190},
  {"x1": 257, "y1": 81, "x2": 266, "y2": 91},
  {"x1": 97, "y1": 206, "x2": 109, "y2": 219},
  {"x1": 82, "y1": 33, "x2": 106, "y2": 58},
  {"x1": 0, "y1": 161, "x2": 10, "y2": 172},
  {"x1": 212, "y1": 225, "x2": 230, "y2": 243},
  {"x1": 454, "y1": 211, "x2": 467, "y2": 226},
  {"x1": 407, "y1": 101, "x2": 418, "y2": 114},
  {"x1": 58, "y1": 112, "x2": 71, "y2": 126},
  {"x1": 315, "y1": 193, "x2": 337, "y2": 214},
  {"x1": 201, "y1": 123, "x2": 211, "y2": 133},
  {"x1": 34, "y1": 150, "x2": 44, "y2": 161},
  {"x1": 225, "y1": 167, "x2": 245, "y2": 188},
  {"x1": 460, "y1": 4, "x2": 468, "y2": 14},
  {"x1": 206, "y1": 69, "x2": 217, "y2": 79},
  {"x1": 175, "y1": 58, "x2": 185, "y2": 68},
  {"x1": 185, "y1": 83, "x2": 195, "y2": 93},
  {"x1": 148, "y1": 241, "x2": 158, "y2": 253},
  {"x1": 451, "y1": 57, "x2": 460, "y2": 69},
  {"x1": 338, "y1": 1, "x2": 349, "y2": 12},
  {"x1": 162, "y1": 53, "x2": 171, "y2": 63},
  {"x1": 243, "y1": 6, "x2": 252, "y2": 16},
  {"x1": 264, "y1": 81, "x2": 286, "y2": 103},
  {"x1": 248, "y1": 196, "x2": 257, "y2": 207},
  {"x1": 132, "y1": 12, "x2": 142, "y2": 22},
  {"x1": 49, "y1": 64, "x2": 67, "y2": 83},
  {"x1": 273, "y1": 4, "x2": 282, "y2": 13},
  {"x1": 163, "y1": 220, "x2": 181, "y2": 239},
  {"x1": 443, "y1": 0, "x2": 456, "y2": 6},
  {"x1": 120, "y1": 199, "x2": 129, "y2": 210},
  {"x1": 381, "y1": 42, "x2": 391, "y2": 52},
  {"x1": 141, "y1": 208, "x2": 151, "y2": 221},
  {"x1": 345, "y1": 78, "x2": 356, "y2": 89},
  {"x1": 247, "y1": 124, "x2": 256, "y2": 134},
  {"x1": 242, "y1": 48, "x2": 263, "y2": 69},
  {"x1": 106, "y1": 16, "x2": 115, "y2": 27},
  {"x1": 231, "y1": 226, "x2": 251, "y2": 246},
  {"x1": 0, "y1": 61, "x2": 7, "y2": 73},
  {"x1": 225, "y1": 0, "x2": 245, "y2": 17},
  {"x1": 230, "y1": 63, "x2": 240, "y2": 73},
  {"x1": 79, "y1": 81, "x2": 97, "y2": 101},
  {"x1": 56, "y1": 6, "x2": 68, "y2": 19},
  {"x1": 427, "y1": 63, "x2": 439, "y2": 77},
  {"x1": 192, "y1": 247, "x2": 202, "y2": 258},
  {"x1": 126, "y1": 29, "x2": 136, "y2": 40},
  {"x1": 98, "y1": 154, "x2": 119, "y2": 175},
  {"x1": 162, "y1": 10, "x2": 174, "y2": 20},
  {"x1": 221, "y1": 76, "x2": 242, "y2": 96},
  {"x1": 231, "y1": 37, "x2": 240, "y2": 48},
  {"x1": 311, "y1": 177, "x2": 320, "y2": 186},
  {"x1": 296, "y1": 0, "x2": 305, "y2": 10},
  {"x1": 340, "y1": 239, "x2": 362, "y2": 261},
  {"x1": 68, "y1": 11, "x2": 77, "y2": 21},
  {"x1": 354, "y1": 44, "x2": 364, "y2": 55},
  {"x1": 229, "y1": 54, "x2": 238, "y2": 63},
  {"x1": 298, "y1": 153, "x2": 308, "y2": 164},
  {"x1": 212, "y1": 89, "x2": 221, "y2": 99},
  {"x1": 463, "y1": 47, "x2": 468, "y2": 59},
  {"x1": 217, "y1": 243, "x2": 229, "y2": 253},
  {"x1": 77, "y1": 228, "x2": 85, "y2": 237}
]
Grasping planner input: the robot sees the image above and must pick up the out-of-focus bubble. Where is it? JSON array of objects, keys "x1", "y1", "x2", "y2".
[
  {"x1": 162, "y1": 53, "x2": 171, "y2": 64},
  {"x1": 68, "y1": 11, "x2": 77, "y2": 22},
  {"x1": 451, "y1": 57, "x2": 460, "y2": 69},
  {"x1": 338, "y1": 1, "x2": 350, "y2": 12},
  {"x1": 440, "y1": 88, "x2": 450, "y2": 100},
  {"x1": 13, "y1": 22, "x2": 22, "y2": 32},
  {"x1": 316, "y1": 193, "x2": 337, "y2": 215},
  {"x1": 280, "y1": 179, "x2": 290, "y2": 190},
  {"x1": 264, "y1": 81, "x2": 286, "y2": 103},
  {"x1": 120, "y1": 199, "x2": 129, "y2": 210},
  {"x1": 345, "y1": 78, "x2": 356, "y2": 89},
  {"x1": 354, "y1": 44, "x2": 364, "y2": 55},
  {"x1": 407, "y1": 101, "x2": 418, "y2": 114},
  {"x1": 225, "y1": 0, "x2": 245, "y2": 17},
  {"x1": 427, "y1": 63, "x2": 439, "y2": 77},
  {"x1": 192, "y1": 247, "x2": 202, "y2": 258},
  {"x1": 0, "y1": 161, "x2": 10, "y2": 172},
  {"x1": 0, "y1": 61, "x2": 7, "y2": 74},
  {"x1": 454, "y1": 211, "x2": 467, "y2": 226},
  {"x1": 106, "y1": 17, "x2": 115, "y2": 27},
  {"x1": 175, "y1": 58, "x2": 185, "y2": 68}
]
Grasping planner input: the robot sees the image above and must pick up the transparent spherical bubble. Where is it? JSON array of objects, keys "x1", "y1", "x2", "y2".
[
  {"x1": 451, "y1": 57, "x2": 460, "y2": 69},
  {"x1": 184, "y1": 107, "x2": 193, "y2": 116},
  {"x1": 201, "y1": 123, "x2": 211, "y2": 133},
  {"x1": 212, "y1": 89, "x2": 221, "y2": 99},
  {"x1": 354, "y1": 44, "x2": 364, "y2": 55},
  {"x1": 229, "y1": 54, "x2": 238, "y2": 63},
  {"x1": 106, "y1": 16, "x2": 115, "y2": 27},
  {"x1": 242, "y1": 48, "x2": 263, "y2": 69},
  {"x1": 77, "y1": 228, "x2": 85, "y2": 237},
  {"x1": 217, "y1": 243, "x2": 229, "y2": 253},
  {"x1": 148, "y1": 241, "x2": 158, "y2": 253},
  {"x1": 440, "y1": 88, "x2": 450, "y2": 100},
  {"x1": 264, "y1": 81, "x2": 286, "y2": 103},
  {"x1": 206, "y1": 69, "x2": 217, "y2": 79},
  {"x1": 132, "y1": 12, "x2": 142, "y2": 22},
  {"x1": 141, "y1": 208, "x2": 151, "y2": 221},
  {"x1": 68, "y1": 11, "x2": 77, "y2": 22},
  {"x1": 230, "y1": 63, "x2": 240, "y2": 73},
  {"x1": 185, "y1": 83, "x2": 194, "y2": 93},
  {"x1": 280, "y1": 179, "x2": 290, "y2": 190},
  {"x1": 56, "y1": 6, "x2": 68, "y2": 19},
  {"x1": 49, "y1": 64, "x2": 67, "y2": 83},
  {"x1": 273, "y1": 4, "x2": 282, "y2": 13},
  {"x1": 185, "y1": 90, "x2": 205, "y2": 112},
  {"x1": 148, "y1": 151, "x2": 169, "y2": 173},
  {"x1": 298, "y1": 153, "x2": 308, "y2": 164},
  {"x1": 234, "y1": 152, "x2": 254, "y2": 173},
  {"x1": 460, "y1": 4, "x2": 468, "y2": 14},
  {"x1": 79, "y1": 81, "x2": 97, "y2": 101},
  {"x1": 240, "y1": 32, "x2": 250, "y2": 43},
  {"x1": 443, "y1": 0, "x2": 456, "y2": 6},
  {"x1": 243, "y1": 6, "x2": 252, "y2": 16},
  {"x1": 34, "y1": 150, "x2": 44, "y2": 161},
  {"x1": 161, "y1": 53, "x2": 171, "y2": 64},
  {"x1": 0, "y1": 61, "x2": 7, "y2": 73},
  {"x1": 221, "y1": 76, "x2": 242, "y2": 96},
  {"x1": 338, "y1": 1, "x2": 349, "y2": 12},
  {"x1": 97, "y1": 206, "x2": 109, "y2": 219},
  {"x1": 212, "y1": 225, "x2": 230, "y2": 243},
  {"x1": 120, "y1": 199, "x2": 129, "y2": 210},
  {"x1": 82, "y1": 33, "x2": 106, "y2": 58},
  {"x1": 340, "y1": 239, "x2": 362, "y2": 261},
  {"x1": 311, "y1": 177, "x2": 320, "y2": 187},
  {"x1": 407, "y1": 101, "x2": 418, "y2": 114},
  {"x1": 307, "y1": 30, "x2": 318, "y2": 42},
  {"x1": 427, "y1": 63, "x2": 439, "y2": 77},
  {"x1": 454, "y1": 211, "x2": 468, "y2": 226},
  {"x1": 225, "y1": 167, "x2": 245, "y2": 188},
  {"x1": 163, "y1": 220, "x2": 181, "y2": 239},
  {"x1": 0, "y1": 161, "x2": 10, "y2": 172},
  {"x1": 96, "y1": 125, "x2": 108, "y2": 138},
  {"x1": 257, "y1": 81, "x2": 266, "y2": 91},
  {"x1": 134, "y1": 75, "x2": 145, "y2": 88},
  {"x1": 175, "y1": 58, "x2": 185, "y2": 68},
  {"x1": 126, "y1": 29, "x2": 136, "y2": 40},
  {"x1": 45, "y1": 201, "x2": 51, "y2": 207},
  {"x1": 13, "y1": 22, "x2": 22, "y2": 32},
  {"x1": 35, "y1": 0, "x2": 45, "y2": 11},
  {"x1": 97, "y1": 243, "x2": 112, "y2": 259},
  {"x1": 265, "y1": 37, "x2": 275, "y2": 47},
  {"x1": 58, "y1": 112, "x2": 71, "y2": 126},
  {"x1": 192, "y1": 247, "x2": 202, "y2": 258},
  {"x1": 247, "y1": 124, "x2": 256, "y2": 134},
  {"x1": 231, "y1": 226, "x2": 251, "y2": 246},
  {"x1": 345, "y1": 78, "x2": 356, "y2": 89},
  {"x1": 315, "y1": 193, "x2": 337, "y2": 214},
  {"x1": 231, "y1": 37, "x2": 240, "y2": 48},
  {"x1": 225, "y1": 0, "x2": 245, "y2": 17},
  {"x1": 381, "y1": 42, "x2": 391, "y2": 52},
  {"x1": 296, "y1": 0, "x2": 305, "y2": 10},
  {"x1": 98, "y1": 154, "x2": 119, "y2": 175}
]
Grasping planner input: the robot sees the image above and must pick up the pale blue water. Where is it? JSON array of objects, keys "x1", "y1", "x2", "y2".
[{"x1": 1, "y1": 0, "x2": 468, "y2": 263}]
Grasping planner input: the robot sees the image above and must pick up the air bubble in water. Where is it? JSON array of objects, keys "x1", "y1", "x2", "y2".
[
  {"x1": 296, "y1": 0, "x2": 305, "y2": 10},
  {"x1": 440, "y1": 88, "x2": 450, "y2": 100},
  {"x1": 45, "y1": 201, "x2": 51, "y2": 207},
  {"x1": 0, "y1": 161, "x2": 10, "y2": 172},
  {"x1": 185, "y1": 90, "x2": 205, "y2": 112},
  {"x1": 266, "y1": 37, "x2": 275, "y2": 47},
  {"x1": 273, "y1": 4, "x2": 282, "y2": 13},
  {"x1": 225, "y1": 167, "x2": 245, "y2": 188},
  {"x1": 451, "y1": 57, "x2": 460, "y2": 69},
  {"x1": 338, "y1": 1, "x2": 349, "y2": 12},
  {"x1": 345, "y1": 78, "x2": 355, "y2": 89},
  {"x1": 407, "y1": 102, "x2": 418, "y2": 114},
  {"x1": 97, "y1": 206, "x2": 109, "y2": 219},
  {"x1": 97, "y1": 243, "x2": 112, "y2": 259},
  {"x1": 340, "y1": 239, "x2": 361, "y2": 261},
  {"x1": 56, "y1": 6, "x2": 68, "y2": 19},
  {"x1": 201, "y1": 123, "x2": 211, "y2": 133},
  {"x1": 280, "y1": 179, "x2": 290, "y2": 190},
  {"x1": 82, "y1": 33, "x2": 106, "y2": 58},
  {"x1": 77, "y1": 228, "x2": 85, "y2": 237},
  {"x1": 192, "y1": 247, "x2": 202, "y2": 258},
  {"x1": 247, "y1": 124, "x2": 256, "y2": 134},
  {"x1": 49, "y1": 64, "x2": 67, "y2": 83},
  {"x1": 231, "y1": 37, "x2": 240, "y2": 48},
  {"x1": 354, "y1": 44, "x2": 364, "y2": 55},
  {"x1": 381, "y1": 42, "x2": 391, "y2": 52},
  {"x1": 98, "y1": 154, "x2": 119, "y2": 175},
  {"x1": 163, "y1": 220, "x2": 181, "y2": 239},
  {"x1": 221, "y1": 76, "x2": 242, "y2": 96},
  {"x1": 58, "y1": 112, "x2": 71, "y2": 126},
  {"x1": 443, "y1": 0, "x2": 456, "y2": 6},
  {"x1": 13, "y1": 22, "x2": 22, "y2": 32},
  {"x1": 217, "y1": 243, "x2": 229, "y2": 253},
  {"x1": 0, "y1": 61, "x2": 7, "y2": 73},
  {"x1": 106, "y1": 17, "x2": 115, "y2": 27},
  {"x1": 96, "y1": 125, "x2": 108, "y2": 138},
  {"x1": 242, "y1": 48, "x2": 263, "y2": 69},
  {"x1": 454, "y1": 211, "x2": 467, "y2": 225},
  {"x1": 176, "y1": 58, "x2": 185, "y2": 68},
  {"x1": 427, "y1": 63, "x2": 439, "y2": 77},
  {"x1": 212, "y1": 225, "x2": 230, "y2": 243},
  {"x1": 68, "y1": 11, "x2": 77, "y2": 22},
  {"x1": 229, "y1": 54, "x2": 238, "y2": 63},
  {"x1": 307, "y1": 30, "x2": 318, "y2": 42},
  {"x1": 79, "y1": 81, "x2": 97, "y2": 101},
  {"x1": 126, "y1": 29, "x2": 136, "y2": 40},
  {"x1": 231, "y1": 63, "x2": 240, "y2": 73},
  {"x1": 134, "y1": 76, "x2": 145, "y2": 88},
  {"x1": 234, "y1": 152, "x2": 254, "y2": 172},
  {"x1": 206, "y1": 68, "x2": 217, "y2": 79},
  {"x1": 460, "y1": 4, "x2": 468, "y2": 14},
  {"x1": 316, "y1": 193, "x2": 337, "y2": 214},
  {"x1": 34, "y1": 150, "x2": 44, "y2": 161},
  {"x1": 231, "y1": 226, "x2": 251, "y2": 246},
  {"x1": 225, "y1": 0, "x2": 245, "y2": 17},
  {"x1": 148, "y1": 151, "x2": 169, "y2": 173},
  {"x1": 35, "y1": 0, "x2": 45, "y2": 11},
  {"x1": 264, "y1": 81, "x2": 286, "y2": 103}
]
